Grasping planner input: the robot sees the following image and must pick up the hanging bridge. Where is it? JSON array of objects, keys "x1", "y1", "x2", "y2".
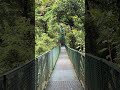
[{"x1": 0, "y1": 45, "x2": 120, "y2": 90}]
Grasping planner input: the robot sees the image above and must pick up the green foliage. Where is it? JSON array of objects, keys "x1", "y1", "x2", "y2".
[
  {"x1": 92, "y1": 10, "x2": 120, "y2": 62},
  {"x1": 46, "y1": 0, "x2": 85, "y2": 52},
  {"x1": 86, "y1": 0, "x2": 120, "y2": 63},
  {"x1": 0, "y1": 1, "x2": 34, "y2": 73},
  {"x1": 53, "y1": 0, "x2": 85, "y2": 30},
  {"x1": 73, "y1": 30, "x2": 85, "y2": 52},
  {"x1": 66, "y1": 32, "x2": 76, "y2": 49},
  {"x1": 35, "y1": 0, "x2": 85, "y2": 55},
  {"x1": 0, "y1": 0, "x2": 85, "y2": 74},
  {"x1": 35, "y1": 33, "x2": 56, "y2": 57},
  {"x1": 66, "y1": 29, "x2": 85, "y2": 52},
  {"x1": 35, "y1": 0, "x2": 59, "y2": 57}
]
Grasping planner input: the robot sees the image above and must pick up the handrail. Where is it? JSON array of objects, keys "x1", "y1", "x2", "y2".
[
  {"x1": 86, "y1": 53, "x2": 120, "y2": 73},
  {"x1": 35, "y1": 45, "x2": 60, "y2": 90},
  {"x1": 36, "y1": 45, "x2": 60, "y2": 59},
  {"x1": 66, "y1": 45, "x2": 85, "y2": 56},
  {"x1": 65, "y1": 45, "x2": 85, "y2": 88},
  {"x1": 0, "y1": 45, "x2": 61, "y2": 90},
  {"x1": 65, "y1": 45, "x2": 120, "y2": 90}
]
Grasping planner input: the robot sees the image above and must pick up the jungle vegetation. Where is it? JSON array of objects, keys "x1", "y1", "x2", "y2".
[
  {"x1": 0, "y1": 0, "x2": 85, "y2": 74},
  {"x1": 86, "y1": 0, "x2": 120, "y2": 64},
  {"x1": 1, "y1": 0, "x2": 120, "y2": 74},
  {"x1": 0, "y1": 0, "x2": 34, "y2": 74},
  {"x1": 35, "y1": 0, "x2": 85, "y2": 57}
]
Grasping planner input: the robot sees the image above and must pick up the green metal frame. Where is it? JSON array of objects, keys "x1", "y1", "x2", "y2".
[
  {"x1": 0, "y1": 45, "x2": 60, "y2": 90},
  {"x1": 66, "y1": 45, "x2": 120, "y2": 90},
  {"x1": 65, "y1": 45, "x2": 85, "y2": 87},
  {"x1": 35, "y1": 45, "x2": 61, "y2": 90},
  {"x1": 85, "y1": 54, "x2": 120, "y2": 90}
]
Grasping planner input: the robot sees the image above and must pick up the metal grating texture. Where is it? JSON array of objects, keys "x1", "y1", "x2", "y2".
[
  {"x1": 65, "y1": 45, "x2": 85, "y2": 87},
  {"x1": 46, "y1": 81, "x2": 83, "y2": 90},
  {"x1": 0, "y1": 60, "x2": 35, "y2": 90},
  {"x1": 5, "y1": 60, "x2": 35, "y2": 90},
  {"x1": 46, "y1": 47, "x2": 83, "y2": 90},
  {"x1": 85, "y1": 54, "x2": 120, "y2": 90},
  {"x1": 0, "y1": 45, "x2": 60, "y2": 90},
  {"x1": 36, "y1": 46, "x2": 61, "y2": 90},
  {"x1": 66, "y1": 45, "x2": 120, "y2": 90}
]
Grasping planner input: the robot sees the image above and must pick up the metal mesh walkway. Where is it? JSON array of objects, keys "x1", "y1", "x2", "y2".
[{"x1": 46, "y1": 47, "x2": 83, "y2": 90}]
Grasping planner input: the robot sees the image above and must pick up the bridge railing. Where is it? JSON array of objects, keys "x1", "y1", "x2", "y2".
[
  {"x1": 65, "y1": 45, "x2": 85, "y2": 87},
  {"x1": 36, "y1": 45, "x2": 60, "y2": 90},
  {"x1": 0, "y1": 45, "x2": 60, "y2": 90},
  {"x1": 66, "y1": 45, "x2": 120, "y2": 90},
  {"x1": 0, "y1": 59, "x2": 35, "y2": 90},
  {"x1": 85, "y1": 54, "x2": 120, "y2": 90}
]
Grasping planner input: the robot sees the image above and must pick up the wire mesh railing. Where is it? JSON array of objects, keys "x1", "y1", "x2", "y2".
[
  {"x1": 85, "y1": 54, "x2": 120, "y2": 90},
  {"x1": 35, "y1": 46, "x2": 60, "y2": 90},
  {"x1": 0, "y1": 60, "x2": 35, "y2": 90},
  {"x1": 65, "y1": 45, "x2": 85, "y2": 87},
  {"x1": 0, "y1": 45, "x2": 60, "y2": 90},
  {"x1": 66, "y1": 45, "x2": 120, "y2": 90}
]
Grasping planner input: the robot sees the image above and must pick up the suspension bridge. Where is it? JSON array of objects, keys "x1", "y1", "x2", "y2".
[{"x1": 0, "y1": 45, "x2": 120, "y2": 90}]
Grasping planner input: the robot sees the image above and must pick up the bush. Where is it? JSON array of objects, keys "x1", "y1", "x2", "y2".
[
  {"x1": 66, "y1": 32, "x2": 76, "y2": 49},
  {"x1": 35, "y1": 33, "x2": 56, "y2": 57},
  {"x1": 66, "y1": 29, "x2": 85, "y2": 52}
]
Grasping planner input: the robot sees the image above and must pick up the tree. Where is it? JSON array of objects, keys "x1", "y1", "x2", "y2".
[{"x1": 85, "y1": 0, "x2": 120, "y2": 63}]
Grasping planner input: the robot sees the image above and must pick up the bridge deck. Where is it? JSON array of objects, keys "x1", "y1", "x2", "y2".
[{"x1": 46, "y1": 47, "x2": 83, "y2": 90}]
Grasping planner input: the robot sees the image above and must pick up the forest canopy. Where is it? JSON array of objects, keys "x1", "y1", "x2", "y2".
[
  {"x1": 35, "y1": 0, "x2": 85, "y2": 57},
  {"x1": 86, "y1": 0, "x2": 120, "y2": 64},
  {"x1": 0, "y1": 1, "x2": 34, "y2": 74},
  {"x1": 2, "y1": 0, "x2": 120, "y2": 75}
]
